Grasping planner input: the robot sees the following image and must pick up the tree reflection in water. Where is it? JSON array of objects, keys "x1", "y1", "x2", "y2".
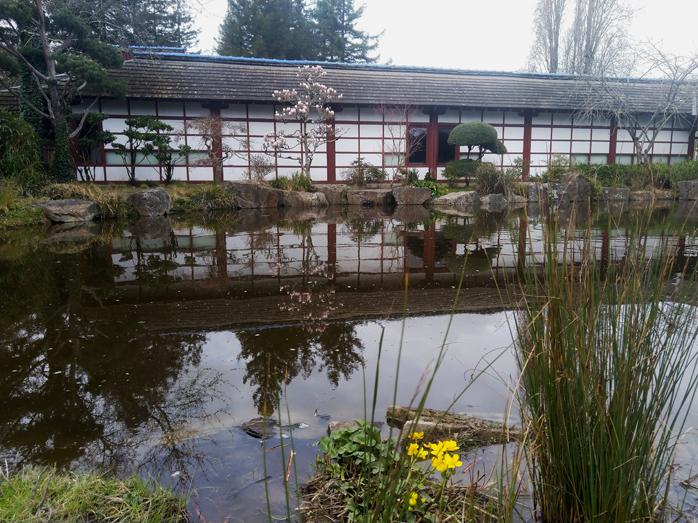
[
  {"x1": 237, "y1": 218, "x2": 365, "y2": 416},
  {"x1": 0, "y1": 227, "x2": 225, "y2": 487}
]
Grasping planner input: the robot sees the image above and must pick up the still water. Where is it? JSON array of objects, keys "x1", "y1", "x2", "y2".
[{"x1": 2, "y1": 203, "x2": 698, "y2": 521}]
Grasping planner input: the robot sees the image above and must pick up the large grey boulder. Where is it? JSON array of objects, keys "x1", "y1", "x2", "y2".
[
  {"x1": 677, "y1": 181, "x2": 698, "y2": 200},
  {"x1": 508, "y1": 193, "x2": 528, "y2": 207},
  {"x1": 601, "y1": 187, "x2": 630, "y2": 203},
  {"x1": 37, "y1": 199, "x2": 99, "y2": 223},
  {"x1": 229, "y1": 182, "x2": 284, "y2": 209},
  {"x1": 283, "y1": 191, "x2": 328, "y2": 208},
  {"x1": 629, "y1": 190, "x2": 653, "y2": 202},
  {"x1": 346, "y1": 189, "x2": 396, "y2": 207},
  {"x1": 526, "y1": 183, "x2": 543, "y2": 204},
  {"x1": 480, "y1": 193, "x2": 508, "y2": 213},
  {"x1": 430, "y1": 191, "x2": 480, "y2": 208},
  {"x1": 560, "y1": 174, "x2": 592, "y2": 202},
  {"x1": 391, "y1": 186, "x2": 432, "y2": 205},
  {"x1": 126, "y1": 188, "x2": 172, "y2": 217},
  {"x1": 315, "y1": 185, "x2": 347, "y2": 206}
]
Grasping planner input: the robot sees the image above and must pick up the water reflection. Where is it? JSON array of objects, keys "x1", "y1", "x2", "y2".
[{"x1": 1, "y1": 203, "x2": 698, "y2": 520}]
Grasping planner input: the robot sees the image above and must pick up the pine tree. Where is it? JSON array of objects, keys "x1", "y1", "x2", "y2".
[
  {"x1": 217, "y1": 0, "x2": 315, "y2": 59},
  {"x1": 312, "y1": 0, "x2": 379, "y2": 62},
  {"x1": 0, "y1": 0, "x2": 125, "y2": 181},
  {"x1": 70, "y1": 0, "x2": 198, "y2": 49}
]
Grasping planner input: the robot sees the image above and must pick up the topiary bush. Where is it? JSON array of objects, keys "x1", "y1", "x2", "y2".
[
  {"x1": 447, "y1": 122, "x2": 498, "y2": 150},
  {"x1": 0, "y1": 110, "x2": 46, "y2": 194},
  {"x1": 571, "y1": 161, "x2": 698, "y2": 190},
  {"x1": 443, "y1": 159, "x2": 479, "y2": 187}
]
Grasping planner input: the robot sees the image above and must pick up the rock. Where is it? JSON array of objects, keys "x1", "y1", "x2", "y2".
[
  {"x1": 507, "y1": 193, "x2": 528, "y2": 206},
  {"x1": 240, "y1": 417, "x2": 276, "y2": 439},
  {"x1": 480, "y1": 193, "x2": 508, "y2": 213},
  {"x1": 41, "y1": 223, "x2": 99, "y2": 252},
  {"x1": 560, "y1": 173, "x2": 592, "y2": 202},
  {"x1": 386, "y1": 406, "x2": 521, "y2": 448},
  {"x1": 346, "y1": 189, "x2": 396, "y2": 207},
  {"x1": 283, "y1": 191, "x2": 328, "y2": 208},
  {"x1": 540, "y1": 182, "x2": 562, "y2": 204},
  {"x1": 391, "y1": 186, "x2": 432, "y2": 206},
  {"x1": 229, "y1": 181, "x2": 284, "y2": 209},
  {"x1": 526, "y1": 183, "x2": 543, "y2": 204},
  {"x1": 654, "y1": 189, "x2": 674, "y2": 201},
  {"x1": 37, "y1": 199, "x2": 99, "y2": 223},
  {"x1": 601, "y1": 187, "x2": 630, "y2": 203},
  {"x1": 126, "y1": 188, "x2": 172, "y2": 217},
  {"x1": 629, "y1": 190, "x2": 653, "y2": 202},
  {"x1": 327, "y1": 420, "x2": 383, "y2": 435},
  {"x1": 677, "y1": 181, "x2": 698, "y2": 200},
  {"x1": 315, "y1": 185, "x2": 347, "y2": 206},
  {"x1": 430, "y1": 191, "x2": 480, "y2": 208}
]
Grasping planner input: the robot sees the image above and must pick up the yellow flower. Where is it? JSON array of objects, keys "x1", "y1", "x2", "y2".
[
  {"x1": 407, "y1": 443, "x2": 420, "y2": 457},
  {"x1": 427, "y1": 441, "x2": 444, "y2": 457},
  {"x1": 431, "y1": 454, "x2": 448, "y2": 473},
  {"x1": 408, "y1": 492, "x2": 418, "y2": 506},
  {"x1": 417, "y1": 448, "x2": 428, "y2": 460},
  {"x1": 442, "y1": 452, "x2": 463, "y2": 469},
  {"x1": 409, "y1": 431, "x2": 424, "y2": 440},
  {"x1": 442, "y1": 440, "x2": 459, "y2": 453}
]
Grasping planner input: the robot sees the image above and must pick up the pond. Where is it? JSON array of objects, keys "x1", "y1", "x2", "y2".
[{"x1": 2, "y1": 203, "x2": 698, "y2": 521}]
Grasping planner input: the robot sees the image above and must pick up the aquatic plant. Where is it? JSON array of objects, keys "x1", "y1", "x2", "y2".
[{"x1": 513, "y1": 215, "x2": 698, "y2": 521}]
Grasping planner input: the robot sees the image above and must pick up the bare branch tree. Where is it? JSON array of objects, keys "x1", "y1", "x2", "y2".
[
  {"x1": 187, "y1": 116, "x2": 248, "y2": 178},
  {"x1": 562, "y1": 0, "x2": 635, "y2": 76},
  {"x1": 377, "y1": 104, "x2": 418, "y2": 183},
  {"x1": 577, "y1": 45, "x2": 698, "y2": 166},
  {"x1": 529, "y1": 0, "x2": 567, "y2": 73}
]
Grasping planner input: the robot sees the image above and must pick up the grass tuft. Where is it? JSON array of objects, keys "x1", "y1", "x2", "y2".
[{"x1": 0, "y1": 467, "x2": 188, "y2": 522}]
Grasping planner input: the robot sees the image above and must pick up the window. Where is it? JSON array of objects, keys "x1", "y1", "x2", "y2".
[
  {"x1": 407, "y1": 126, "x2": 427, "y2": 164},
  {"x1": 437, "y1": 127, "x2": 457, "y2": 164}
]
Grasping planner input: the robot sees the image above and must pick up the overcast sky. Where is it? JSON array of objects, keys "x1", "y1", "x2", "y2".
[{"x1": 191, "y1": 0, "x2": 698, "y2": 72}]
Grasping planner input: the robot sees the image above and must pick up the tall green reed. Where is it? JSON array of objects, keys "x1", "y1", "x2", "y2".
[{"x1": 514, "y1": 213, "x2": 698, "y2": 522}]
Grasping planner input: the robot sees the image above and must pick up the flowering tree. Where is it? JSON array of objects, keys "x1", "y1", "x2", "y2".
[{"x1": 263, "y1": 65, "x2": 342, "y2": 178}]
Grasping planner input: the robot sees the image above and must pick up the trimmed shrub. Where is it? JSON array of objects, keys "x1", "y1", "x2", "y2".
[
  {"x1": 409, "y1": 178, "x2": 448, "y2": 198},
  {"x1": 443, "y1": 159, "x2": 479, "y2": 187},
  {"x1": 343, "y1": 158, "x2": 386, "y2": 186},
  {"x1": 0, "y1": 110, "x2": 45, "y2": 193},
  {"x1": 572, "y1": 160, "x2": 698, "y2": 190},
  {"x1": 447, "y1": 122, "x2": 498, "y2": 148}
]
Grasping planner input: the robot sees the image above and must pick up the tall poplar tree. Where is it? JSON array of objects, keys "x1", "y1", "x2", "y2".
[
  {"x1": 312, "y1": 0, "x2": 379, "y2": 63},
  {"x1": 217, "y1": 0, "x2": 314, "y2": 59}
]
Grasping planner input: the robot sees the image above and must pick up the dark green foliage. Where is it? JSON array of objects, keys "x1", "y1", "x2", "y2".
[
  {"x1": 151, "y1": 135, "x2": 190, "y2": 184},
  {"x1": 51, "y1": 118, "x2": 72, "y2": 183},
  {"x1": 217, "y1": 0, "x2": 314, "y2": 59},
  {"x1": 486, "y1": 139, "x2": 507, "y2": 155},
  {"x1": 70, "y1": 113, "x2": 115, "y2": 181},
  {"x1": 0, "y1": 110, "x2": 45, "y2": 193},
  {"x1": 573, "y1": 161, "x2": 698, "y2": 190},
  {"x1": 269, "y1": 176, "x2": 290, "y2": 190},
  {"x1": 448, "y1": 122, "x2": 498, "y2": 148},
  {"x1": 474, "y1": 162, "x2": 514, "y2": 195},
  {"x1": 0, "y1": 0, "x2": 125, "y2": 184},
  {"x1": 343, "y1": 158, "x2": 386, "y2": 186},
  {"x1": 217, "y1": 0, "x2": 380, "y2": 62},
  {"x1": 443, "y1": 159, "x2": 479, "y2": 187},
  {"x1": 408, "y1": 178, "x2": 449, "y2": 197},
  {"x1": 405, "y1": 168, "x2": 420, "y2": 184},
  {"x1": 312, "y1": 0, "x2": 379, "y2": 62}
]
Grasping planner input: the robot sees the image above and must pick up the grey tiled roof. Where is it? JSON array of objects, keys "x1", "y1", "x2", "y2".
[{"x1": 103, "y1": 55, "x2": 697, "y2": 113}]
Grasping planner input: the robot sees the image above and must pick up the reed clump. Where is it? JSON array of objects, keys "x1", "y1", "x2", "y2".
[{"x1": 514, "y1": 216, "x2": 698, "y2": 522}]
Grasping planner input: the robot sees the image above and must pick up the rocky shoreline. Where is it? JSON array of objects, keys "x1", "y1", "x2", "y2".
[{"x1": 35, "y1": 176, "x2": 698, "y2": 224}]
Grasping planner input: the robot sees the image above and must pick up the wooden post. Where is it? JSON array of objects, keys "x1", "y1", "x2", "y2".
[
  {"x1": 522, "y1": 112, "x2": 533, "y2": 180},
  {"x1": 608, "y1": 116, "x2": 618, "y2": 165},
  {"x1": 688, "y1": 120, "x2": 697, "y2": 160},
  {"x1": 210, "y1": 107, "x2": 224, "y2": 183}
]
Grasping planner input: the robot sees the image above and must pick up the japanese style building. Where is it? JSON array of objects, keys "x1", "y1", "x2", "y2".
[{"x1": 4, "y1": 49, "x2": 697, "y2": 183}]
